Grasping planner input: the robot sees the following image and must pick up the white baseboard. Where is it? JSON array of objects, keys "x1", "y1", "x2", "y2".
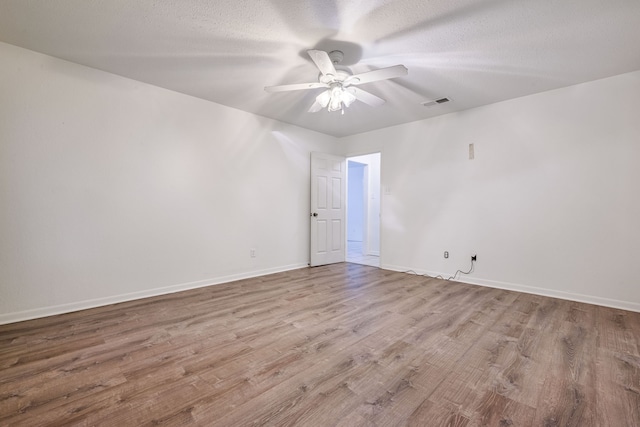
[
  {"x1": 5, "y1": 262, "x2": 638, "y2": 325},
  {"x1": 381, "y1": 263, "x2": 640, "y2": 313},
  {"x1": 0, "y1": 263, "x2": 308, "y2": 325}
]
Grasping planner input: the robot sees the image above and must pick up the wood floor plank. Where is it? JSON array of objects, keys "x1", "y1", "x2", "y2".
[
  {"x1": 1, "y1": 263, "x2": 639, "y2": 425},
  {"x1": 595, "y1": 304, "x2": 640, "y2": 426},
  {"x1": 470, "y1": 390, "x2": 535, "y2": 426},
  {"x1": 406, "y1": 399, "x2": 471, "y2": 427},
  {"x1": 533, "y1": 313, "x2": 598, "y2": 425}
]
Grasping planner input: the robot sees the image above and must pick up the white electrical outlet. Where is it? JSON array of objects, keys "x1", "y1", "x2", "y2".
[
  {"x1": 250, "y1": 248, "x2": 256, "y2": 258},
  {"x1": 469, "y1": 143, "x2": 475, "y2": 160}
]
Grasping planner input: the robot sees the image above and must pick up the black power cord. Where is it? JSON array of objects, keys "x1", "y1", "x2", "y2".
[{"x1": 404, "y1": 256, "x2": 476, "y2": 281}]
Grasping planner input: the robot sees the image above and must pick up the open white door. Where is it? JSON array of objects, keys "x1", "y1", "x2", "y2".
[{"x1": 310, "y1": 152, "x2": 346, "y2": 267}]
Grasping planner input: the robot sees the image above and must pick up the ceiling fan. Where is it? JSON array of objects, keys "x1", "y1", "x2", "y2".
[{"x1": 265, "y1": 50, "x2": 408, "y2": 114}]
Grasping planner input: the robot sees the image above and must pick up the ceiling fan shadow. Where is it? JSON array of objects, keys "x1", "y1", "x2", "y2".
[
  {"x1": 373, "y1": 0, "x2": 513, "y2": 43},
  {"x1": 266, "y1": 0, "x2": 341, "y2": 43}
]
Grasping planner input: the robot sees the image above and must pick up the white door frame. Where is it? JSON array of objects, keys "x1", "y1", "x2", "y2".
[{"x1": 345, "y1": 152, "x2": 382, "y2": 262}]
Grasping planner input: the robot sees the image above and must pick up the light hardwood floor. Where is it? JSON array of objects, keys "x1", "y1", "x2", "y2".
[{"x1": 1, "y1": 263, "x2": 639, "y2": 426}]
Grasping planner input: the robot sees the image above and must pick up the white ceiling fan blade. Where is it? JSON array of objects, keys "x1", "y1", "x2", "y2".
[
  {"x1": 351, "y1": 87, "x2": 386, "y2": 107},
  {"x1": 308, "y1": 101, "x2": 324, "y2": 113},
  {"x1": 346, "y1": 65, "x2": 408, "y2": 86},
  {"x1": 307, "y1": 50, "x2": 337, "y2": 77},
  {"x1": 265, "y1": 82, "x2": 328, "y2": 93}
]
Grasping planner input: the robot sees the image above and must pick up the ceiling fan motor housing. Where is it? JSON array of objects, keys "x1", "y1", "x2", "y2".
[
  {"x1": 319, "y1": 69, "x2": 352, "y2": 84},
  {"x1": 328, "y1": 50, "x2": 344, "y2": 64}
]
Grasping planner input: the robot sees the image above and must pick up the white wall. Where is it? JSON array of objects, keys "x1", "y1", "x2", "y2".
[
  {"x1": 0, "y1": 42, "x2": 340, "y2": 324},
  {"x1": 341, "y1": 70, "x2": 640, "y2": 311},
  {"x1": 2, "y1": 41, "x2": 638, "y2": 323}
]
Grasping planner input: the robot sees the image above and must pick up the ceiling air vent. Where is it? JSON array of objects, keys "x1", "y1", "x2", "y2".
[{"x1": 421, "y1": 97, "x2": 450, "y2": 107}]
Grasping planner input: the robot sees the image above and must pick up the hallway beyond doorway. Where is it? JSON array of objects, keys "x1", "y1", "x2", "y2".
[
  {"x1": 347, "y1": 240, "x2": 379, "y2": 267},
  {"x1": 346, "y1": 152, "x2": 381, "y2": 269}
]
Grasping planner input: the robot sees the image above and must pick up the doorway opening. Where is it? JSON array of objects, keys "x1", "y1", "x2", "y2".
[{"x1": 347, "y1": 153, "x2": 381, "y2": 268}]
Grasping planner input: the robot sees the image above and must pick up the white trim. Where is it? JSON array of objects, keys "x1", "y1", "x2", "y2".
[
  {"x1": 6, "y1": 262, "x2": 637, "y2": 325},
  {"x1": 381, "y1": 263, "x2": 640, "y2": 313},
  {"x1": 0, "y1": 263, "x2": 307, "y2": 325}
]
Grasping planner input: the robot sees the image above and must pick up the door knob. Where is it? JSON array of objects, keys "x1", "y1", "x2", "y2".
[{"x1": 311, "y1": 212, "x2": 318, "y2": 217}]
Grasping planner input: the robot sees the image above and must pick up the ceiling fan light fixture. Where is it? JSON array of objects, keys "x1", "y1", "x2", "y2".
[
  {"x1": 342, "y1": 89, "x2": 357, "y2": 108},
  {"x1": 316, "y1": 90, "x2": 331, "y2": 108},
  {"x1": 328, "y1": 84, "x2": 344, "y2": 112},
  {"x1": 328, "y1": 98, "x2": 342, "y2": 112},
  {"x1": 325, "y1": 83, "x2": 357, "y2": 113}
]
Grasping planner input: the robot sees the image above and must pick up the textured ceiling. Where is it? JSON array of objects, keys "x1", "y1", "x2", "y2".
[{"x1": 1, "y1": 0, "x2": 639, "y2": 137}]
